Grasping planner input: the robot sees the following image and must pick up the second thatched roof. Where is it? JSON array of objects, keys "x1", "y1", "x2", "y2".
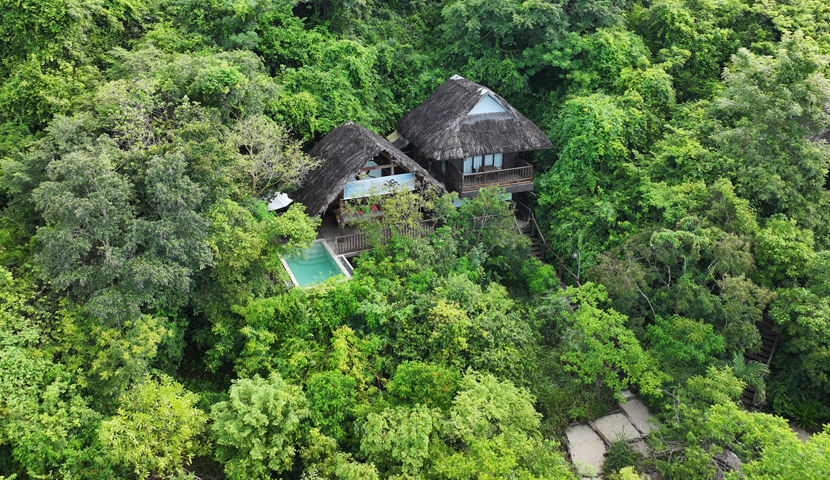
[
  {"x1": 292, "y1": 121, "x2": 446, "y2": 216},
  {"x1": 397, "y1": 75, "x2": 552, "y2": 161}
]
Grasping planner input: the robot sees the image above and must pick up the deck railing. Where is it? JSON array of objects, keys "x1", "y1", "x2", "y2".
[
  {"x1": 334, "y1": 218, "x2": 439, "y2": 255},
  {"x1": 448, "y1": 159, "x2": 533, "y2": 191}
]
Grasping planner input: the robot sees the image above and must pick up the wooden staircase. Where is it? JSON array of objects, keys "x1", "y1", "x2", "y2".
[
  {"x1": 518, "y1": 220, "x2": 544, "y2": 262},
  {"x1": 512, "y1": 201, "x2": 581, "y2": 287},
  {"x1": 741, "y1": 317, "x2": 781, "y2": 409}
]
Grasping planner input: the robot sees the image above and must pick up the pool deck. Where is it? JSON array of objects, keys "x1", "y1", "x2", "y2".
[{"x1": 315, "y1": 212, "x2": 355, "y2": 244}]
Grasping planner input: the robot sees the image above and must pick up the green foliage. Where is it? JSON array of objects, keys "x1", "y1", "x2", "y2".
[
  {"x1": 754, "y1": 215, "x2": 816, "y2": 286},
  {"x1": 211, "y1": 373, "x2": 309, "y2": 480},
  {"x1": 29, "y1": 123, "x2": 214, "y2": 321},
  {"x1": 3, "y1": 0, "x2": 830, "y2": 476},
  {"x1": 529, "y1": 348, "x2": 615, "y2": 435},
  {"x1": 536, "y1": 91, "x2": 651, "y2": 261},
  {"x1": 603, "y1": 440, "x2": 643, "y2": 477},
  {"x1": 522, "y1": 259, "x2": 559, "y2": 295},
  {"x1": 589, "y1": 180, "x2": 773, "y2": 353},
  {"x1": 436, "y1": 371, "x2": 576, "y2": 479},
  {"x1": 388, "y1": 361, "x2": 461, "y2": 412},
  {"x1": 99, "y1": 375, "x2": 208, "y2": 479},
  {"x1": 52, "y1": 309, "x2": 170, "y2": 402},
  {"x1": 0, "y1": 279, "x2": 106, "y2": 478},
  {"x1": 307, "y1": 371, "x2": 357, "y2": 443},
  {"x1": 646, "y1": 315, "x2": 725, "y2": 383},
  {"x1": 558, "y1": 284, "x2": 666, "y2": 400},
  {"x1": 360, "y1": 404, "x2": 441, "y2": 475},
  {"x1": 606, "y1": 467, "x2": 647, "y2": 480},
  {"x1": 629, "y1": 0, "x2": 747, "y2": 100},
  {"x1": 768, "y1": 260, "x2": 830, "y2": 406},
  {"x1": 713, "y1": 33, "x2": 830, "y2": 238},
  {"x1": 729, "y1": 352, "x2": 769, "y2": 402},
  {"x1": 199, "y1": 200, "x2": 319, "y2": 371},
  {"x1": 706, "y1": 404, "x2": 830, "y2": 479}
]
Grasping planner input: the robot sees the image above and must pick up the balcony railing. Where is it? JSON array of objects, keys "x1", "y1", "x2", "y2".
[
  {"x1": 334, "y1": 218, "x2": 439, "y2": 255},
  {"x1": 447, "y1": 159, "x2": 533, "y2": 192}
]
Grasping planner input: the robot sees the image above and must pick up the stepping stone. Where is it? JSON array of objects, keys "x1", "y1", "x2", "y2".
[
  {"x1": 629, "y1": 438, "x2": 649, "y2": 456},
  {"x1": 789, "y1": 421, "x2": 812, "y2": 444},
  {"x1": 621, "y1": 398, "x2": 660, "y2": 435},
  {"x1": 594, "y1": 413, "x2": 641, "y2": 442},
  {"x1": 566, "y1": 424, "x2": 606, "y2": 475}
]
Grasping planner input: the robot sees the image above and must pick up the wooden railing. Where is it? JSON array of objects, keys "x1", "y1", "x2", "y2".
[
  {"x1": 447, "y1": 159, "x2": 533, "y2": 191},
  {"x1": 334, "y1": 218, "x2": 439, "y2": 255}
]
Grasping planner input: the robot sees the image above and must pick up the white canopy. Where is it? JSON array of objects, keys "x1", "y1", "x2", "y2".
[{"x1": 267, "y1": 192, "x2": 294, "y2": 210}]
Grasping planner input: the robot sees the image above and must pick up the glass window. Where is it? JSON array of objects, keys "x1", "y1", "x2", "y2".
[
  {"x1": 468, "y1": 94, "x2": 508, "y2": 115},
  {"x1": 494, "y1": 153, "x2": 503, "y2": 169},
  {"x1": 473, "y1": 156, "x2": 483, "y2": 170},
  {"x1": 484, "y1": 154, "x2": 493, "y2": 166},
  {"x1": 463, "y1": 157, "x2": 473, "y2": 174}
]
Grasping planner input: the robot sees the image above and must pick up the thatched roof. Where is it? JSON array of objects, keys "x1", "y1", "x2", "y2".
[
  {"x1": 293, "y1": 121, "x2": 446, "y2": 216},
  {"x1": 397, "y1": 75, "x2": 552, "y2": 161}
]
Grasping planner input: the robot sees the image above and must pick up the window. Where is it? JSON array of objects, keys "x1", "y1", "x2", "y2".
[
  {"x1": 463, "y1": 157, "x2": 473, "y2": 174},
  {"x1": 494, "y1": 153, "x2": 503, "y2": 168},
  {"x1": 484, "y1": 154, "x2": 493, "y2": 166},
  {"x1": 468, "y1": 94, "x2": 508, "y2": 115},
  {"x1": 473, "y1": 155, "x2": 482, "y2": 170}
]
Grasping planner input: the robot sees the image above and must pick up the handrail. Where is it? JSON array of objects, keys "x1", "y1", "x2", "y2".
[
  {"x1": 513, "y1": 200, "x2": 581, "y2": 287},
  {"x1": 447, "y1": 159, "x2": 533, "y2": 190}
]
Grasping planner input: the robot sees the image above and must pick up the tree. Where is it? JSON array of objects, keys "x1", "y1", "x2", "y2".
[
  {"x1": 558, "y1": 284, "x2": 666, "y2": 400},
  {"x1": 729, "y1": 352, "x2": 769, "y2": 402},
  {"x1": 226, "y1": 114, "x2": 319, "y2": 198},
  {"x1": 436, "y1": 371, "x2": 576, "y2": 479},
  {"x1": 0, "y1": 277, "x2": 105, "y2": 478},
  {"x1": 197, "y1": 200, "x2": 319, "y2": 371},
  {"x1": 436, "y1": 187, "x2": 528, "y2": 256},
  {"x1": 360, "y1": 404, "x2": 440, "y2": 476},
  {"x1": 646, "y1": 315, "x2": 725, "y2": 384},
  {"x1": 32, "y1": 145, "x2": 211, "y2": 322},
  {"x1": 713, "y1": 33, "x2": 830, "y2": 240},
  {"x1": 211, "y1": 373, "x2": 309, "y2": 480},
  {"x1": 99, "y1": 375, "x2": 208, "y2": 479},
  {"x1": 535, "y1": 92, "x2": 651, "y2": 263},
  {"x1": 306, "y1": 371, "x2": 357, "y2": 444},
  {"x1": 387, "y1": 361, "x2": 461, "y2": 412},
  {"x1": 439, "y1": 0, "x2": 568, "y2": 98}
]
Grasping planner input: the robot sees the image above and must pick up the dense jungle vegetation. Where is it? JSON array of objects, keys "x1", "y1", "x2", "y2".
[{"x1": 1, "y1": 0, "x2": 830, "y2": 478}]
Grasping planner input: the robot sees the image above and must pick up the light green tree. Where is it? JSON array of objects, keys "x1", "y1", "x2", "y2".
[
  {"x1": 211, "y1": 373, "x2": 309, "y2": 480},
  {"x1": 559, "y1": 284, "x2": 666, "y2": 400},
  {"x1": 99, "y1": 375, "x2": 208, "y2": 479}
]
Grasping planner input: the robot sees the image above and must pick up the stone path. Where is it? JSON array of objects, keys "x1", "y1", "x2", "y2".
[
  {"x1": 789, "y1": 421, "x2": 812, "y2": 444},
  {"x1": 565, "y1": 391, "x2": 660, "y2": 478}
]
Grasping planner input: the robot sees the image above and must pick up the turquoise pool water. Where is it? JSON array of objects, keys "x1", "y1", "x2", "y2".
[{"x1": 283, "y1": 240, "x2": 348, "y2": 287}]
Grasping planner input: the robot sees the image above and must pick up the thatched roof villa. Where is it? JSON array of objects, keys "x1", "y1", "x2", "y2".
[
  {"x1": 292, "y1": 121, "x2": 446, "y2": 226},
  {"x1": 396, "y1": 75, "x2": 552, "y2": 198}
]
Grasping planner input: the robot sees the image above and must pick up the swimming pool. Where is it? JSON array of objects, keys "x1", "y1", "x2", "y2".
[{"x1": 281, "y1": 239, "x2": 351, "y2": 287}]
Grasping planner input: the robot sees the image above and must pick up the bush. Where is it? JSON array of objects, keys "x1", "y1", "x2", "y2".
[
  {"x1": 387, "y1": 361, "x2": 461, "y2": 411},
  {"x1": 603, "y1": 440, "x2": 643, "y2": 476},
  {"x1": 306, "y1": 371, "x2": 357, "y2": 442}
]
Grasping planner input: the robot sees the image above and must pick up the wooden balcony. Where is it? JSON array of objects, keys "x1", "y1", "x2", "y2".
[{"x1": 447, "y1": 159, "x2": 533, "y2": 194}]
